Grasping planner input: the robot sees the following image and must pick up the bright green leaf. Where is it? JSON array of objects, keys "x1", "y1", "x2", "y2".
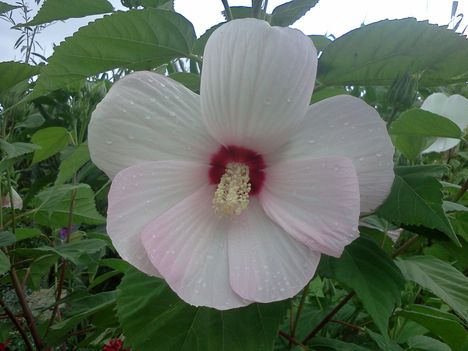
[
  {"x1": 396, "y1": 256, "x2": 468, "y2": 322},
  {"x1": 309, "y1": 35, "x2": 333, "y2": 52},
  {"x1": 15, "y1": 113, "x2": 45, "y2": 129},
  {"x1": 33, "y1": 184, "x2": 105, "y2": 226},
  {"x1": 30, "y1": 9, "x2": 196, "y2": 98},
  {"x1": 399, "y1": 304, "x2": 468, "y2": 351},
  {"x1": 318, "y1": 19, "x2": 468, "y2": 87},
  {"x1": 55, "y1": 142, "x2": 90, "y2": 185},
  {"x1": 117, "y1": 268, "x2": 288, "y2": 351},
  {"x1": 31, "y1": 127, "x2": 69, "y2": 164},
  {"x1": 377, "y1": 166, "x2": 459, "y2": 245},
  {"x1": 15, "y1": 228, "x2": 42, "y2": 242},
  {"x1": 0, "y1": 61, "x2": 40, "y2": 95},
  {"x1": 169, "y1": 72, "x2": 200, "y2": 93},
  {"x1": 0, "y1": 139, "x2": 40, "y2": 160},
  {"x1": 24, "y1": 0, "x2": 113, "y2": 26},
  {"x1": 322, "y1": 237, "x2": 404, "y2": 337},
  {"x1": 270, "y1": 0, "x2": 319, "y2": 26}
]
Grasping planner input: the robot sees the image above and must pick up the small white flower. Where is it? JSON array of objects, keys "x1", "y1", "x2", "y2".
[
  {"x1": 1, "y1": 187, "x2": 23, "y2": 210},
  {"x1": 421, "y1": 93, "x2": 468, "y2": 154},
  {"x1": 88, "y1": 19, "x2": 394, "y2": 309}
]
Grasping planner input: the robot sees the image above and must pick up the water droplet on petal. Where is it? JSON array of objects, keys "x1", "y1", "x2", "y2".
[
  {"x1": 344, "y1": 121, "x2": 350, "y2": 126},
  {"x1": 128, "y1": 134, "x2": 135, "y2": 140},
  {"x1": 159, "y1": 82, "x2": 166, "y2": 87},
  {"x1": 264, "y1": 97, "x2": 272, "y2": 105},
  {"x1": 106, "y1": 140, "x2": 112, "y2": 145},
  {"x1": 368, "y1": 128, "x2": 374, "y2": 133},
  {"x1": 287, "y1": 97, "x2": 292, "y2": 103},
  {"x1": 164, "y1": 95, "x2": 170, "y2": 100},
  {"x1": 144, "y1": 115, "x2": 151, "y2": 120},
  {"x1": 170, "y1": 112, "x2": 176, "y2": 117},
  {"x1": 308, "y1": 139, "x2": 316, "y2": 144},
  {"x1": 359, "y1": 156, "x2": 365, "y2": 161},
  {"x1": 129, "y1": 101, "x2": 135, "y2": 105},
  {"x1": 376, "y1": 152, "x2": 383, "y2": 157}
]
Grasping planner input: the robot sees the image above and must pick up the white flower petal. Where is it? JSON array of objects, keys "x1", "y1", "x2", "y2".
[
  {"x1": 272, "y1": 95, "x2": 394, "y2": 213},
  {"x1": 141, "y1": 186, "x2": 250, "y2": 310},
  {"x1": 107, "y1": 161, "x2": 209, "y2": 277},
  {"x1": 1, "y1": 188, "x2": 23, "y2": 210},
  {"x1": 201, "y1": 18, "x2": 317, "y2": 154},
  {"x1": 228, "y1": 199, "x2": 320, "y2": 303},
  {"x1": 421, "y1": 93, "x2": 468, "y2": 154},
  {"x1": 259, "y1": 158, "x2": 360, "y2": 257},
  {"x1": 88, "y1": 71, "x2": 218, "y2": 179}
]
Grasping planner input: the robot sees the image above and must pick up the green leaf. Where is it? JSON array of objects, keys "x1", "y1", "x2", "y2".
[
  {"x1": 30, "y1": 9, "x2": 196, "y2": 98},
  {"x1": 169, "y1": 72, "x2": 200, "y2": 93},
  {"x1": 15, "y1": 228, "x2": 42, "y2": 242},
  {"x1": 377, "y1": 166, "x2": 458, "y2": 245},
  {"x1": 0, "y1": 1, "x2": 20, "y2": 14},
  {"x1": 318, "y1": 19, "x2": 468, "y2": 87},
  {"x1": 407, "y1": 335, "x2": 451, "y2": 351},
  {"x1": 399, "y1": 304, "x2": 468, "y2": 351},
  {"x1": 0, "y1": 61, "x2": 40, "y2": 95},
  {"x1": 34, "y1": 184, "x2": 105, "y2": 226},
  {"x1": 390, "y1": 108, "x2": 461, "y2": 159},
  {"x1": 0, "y1": 251, "x2": 10, "y2": 274},
  {"x1": 117, "y1": 268, "x2": 288, "y2": 351},
  {"x1": 15, "y1": 113, "x2": 45, "y2": 129},
  {"x1": 309, "y1": 35, "x2": 333, "y2": 52},
  {"x1": 31, "y1": 127, "x2": 69, "y2": 164},
  {"x1": 322, "y1": 237, "x2": 404, "y2": 337},
  {"x1": 270, "y1": 0, "x2": 319, "y2": 26},
  {"x1": 396, "y1": 256, "x2": 468, "y2": 322},
  {"x1": 55, "y1": 142, "x2": 90, "y2": 185},
  {"x1": 0, "y1": 139, "x2": 40, "y2": 160},
  {"x1": 24, "y1": 0, "x2": 113, "y2": 26},
  {"x1": 141, "y1": 0, "x2": 173, "y2": 9},
  {"x1": 367, "y1": 329, "x2": 404, "y2": 351},
  {"x1": 308, "y1": 336, "x2": 372, "y2": 350},
  {"x1": 0, "y1": 231, "x2": 16, "y2": 247}
]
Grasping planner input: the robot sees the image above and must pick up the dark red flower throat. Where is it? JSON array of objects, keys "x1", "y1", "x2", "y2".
[{"x1": 209, "y1": 145, "x2": 266, "y2": 195}]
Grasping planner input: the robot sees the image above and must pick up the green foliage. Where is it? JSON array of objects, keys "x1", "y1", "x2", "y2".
[
  {"x1": 55, "y1": 142, "x2": 90, "y2": 185},
  {"x1": 318, "y1": 18, "x2": 468, "y2": 87},
  {"x1": 117, "y1": 268, "x2": 288, "y2": 351},
  {"x1": 31, "y1": 126, "x2": 69, "y2": 163},
  {"x1": 24, "y1": 0, "x2": 113, "y2": 26},
  {"x1": 0, "y1": 1, "x2": 20, "y2": 14},
  {"x1": 0, "y1": 61, "x2": 40, "y2": 95},
  {"x1": 270, "y1": 0, "x2": 319, "y2": 26},
  {"x1": 378, "y1": 166, "x2": 459, "y2": 245},
  {"x1": 30, "y1": 9, "x2": 196, "y2": 98},
  {"x1": 396, "y1": 256, "x2": 468, "y2": 322},
  {"x1": 390, "y1": 108, "x2": 462, "y2": 159},
  {"x1": 322, "y1": 237, "x2": 404, "y2": 337}
]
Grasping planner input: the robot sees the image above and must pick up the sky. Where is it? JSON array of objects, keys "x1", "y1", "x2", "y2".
[{"x1": 0, "y1": 0, "x2": 467, "y2": 62}]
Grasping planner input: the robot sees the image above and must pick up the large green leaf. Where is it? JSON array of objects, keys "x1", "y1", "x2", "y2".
[
  {"x1": 0, "y1": 251, "x2": 10, "y2": 274},
  {"x1": 321, "y1": 237, "x2": 404, "y2": 337},
  {"x1": 308, "y1": 336, "x2": 372, "y2": 350},
  {"x1": 0, "y1": 139, "x2": 40, "y2": 160},
  {"x1": 270, "y1": 0, "x2": 319, "y2": 26},
  {"x1": 407, "y1": 335, "x2": 451, "y2": 351},
  {"x1": 0, "y1": 1, "x2": 20, "y2": 14},
  {"x1": 399, "y1": 305, "x2": 468, "y2": 351},
  {"x1": 377, "y1": 166, "x2": 458, "y2": 245},
  {"x1": 25, "y1": 0, "x2": 113, "y2": 26},
  {"x1": 33, "y1": 184, "x2": 105, "y2": 226},
  {"x1": 117, "y1": 268, "x2": 288, "y2": 351},
  {"x1": 0, "y1": 61, "x2": 40, "y2": 95},
  {"x1": 318, "y1": 19, "x2": 468, "y2": 87},
  {"x1": 31, "y1": 127, "x2": 69, "y2": 163},
  {"x1": 390, "y1": 108, "x2": 461, "y2": 159},
  {"x1": 55, "y1": 142, "x2": 90, "y2": 185},
  {"x1": 396, "y1": 256, "x2": 468, "y2": 322},
  {"x1": 30, "y1": 9, "x2": 196, "y2": 98}
]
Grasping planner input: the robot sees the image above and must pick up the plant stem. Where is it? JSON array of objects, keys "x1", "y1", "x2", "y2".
[
  {"x1": 330, "y1": 319, "x2": 364, "y2": 332},
  {"x1": 453, "y1": 177, "x2": 468, "y2": 202},
  {"x1": 10, "y1": 267, "x2": 43, "y2": 349},
  {"x1": 0, "y1": 297, "x2": 33, "y2": 351},
  {"x1": 221, "y1": 0, "x2": 233, "y2": 21},
  {"x1": 391, "y1": 235, "x2": 419, "y2": 258},
  {"x1": 289, "y1": 282, "x2": 310, "y2": 348},
  {"x1": 302, "y1": 291, "x2": 355, "y2": 344},
  {"x1": 278, "y1": 331, "x2": 307, "y2": 350}
]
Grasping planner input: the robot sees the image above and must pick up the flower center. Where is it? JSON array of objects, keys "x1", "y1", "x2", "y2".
[{"x1": 213, "y1": 163, "x2": 251, "y2": 216}]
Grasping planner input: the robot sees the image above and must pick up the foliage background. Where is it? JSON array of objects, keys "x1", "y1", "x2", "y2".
[{"x1": 0, "y1": 0, "x2": 468, "y2": 350}]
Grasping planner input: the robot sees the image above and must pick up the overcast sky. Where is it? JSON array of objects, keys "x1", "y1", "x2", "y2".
[{"x1": 0, "y1": 0, "x2": 467, "y2": 62}]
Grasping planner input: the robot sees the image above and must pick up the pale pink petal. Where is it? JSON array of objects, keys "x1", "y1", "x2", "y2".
[
  {"x1": 260, "y1": 158, "x2": 360, "y2": 257},
  {"x1": 228, "y1": 199, "x2": 321, "y2": 303},
  {"x1": 422, "y1": 93, "x2": 468, "y2": 154},
  {"x1": 88, "y1": 71, "x2": 218, "y2": 179},
  {"x1": 141, "y1": 186, "x2": 250, "y2": 310},
  {"x1": 273, "y1": 95, "x2": 394, "y2": 213},
  {"x1": 107, "y1": 161, "x2": 209, "y2": 277},
  {"x1": 1, "y1": 188, "x2": 22, "y2": 210},
  {"x1": 201, "y1": 18, "x2": 317, "y2": 154}
]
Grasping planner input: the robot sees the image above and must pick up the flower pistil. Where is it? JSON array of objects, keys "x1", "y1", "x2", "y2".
[{"x1": 213, "y1": 163, "x2": 251, "y2": 216}]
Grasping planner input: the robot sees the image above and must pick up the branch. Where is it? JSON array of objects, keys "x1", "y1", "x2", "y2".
[
  {"x1": 453, "y1": 177, "x2": 468, "y2": 202},
  {"x1": 0, "y1": 297, "x2": 33, "y2": 351},
  {"x1": 278, "y1": 330, "x2": 307, "y2": 350},
  {"x1": 221, "y1": 0, "x2": 233, "y2": 21}
]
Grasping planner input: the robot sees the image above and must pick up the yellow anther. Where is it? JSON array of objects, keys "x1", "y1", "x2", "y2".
[{"x1": 213, "y1": 163, "x2": 251, "y2": 216}]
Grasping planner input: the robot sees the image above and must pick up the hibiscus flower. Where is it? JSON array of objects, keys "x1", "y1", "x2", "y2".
[
  {"x1": 88, "y1": 18, "x2": 394, "y2": 309},
  {"x1": 421, "y1": 93, "x2": 468, "y2": 154}
]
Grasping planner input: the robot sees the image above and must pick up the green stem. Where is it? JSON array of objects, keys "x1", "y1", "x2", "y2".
[
  {"x1": 289, "y1": 282, "x2": 310, "y2": 348},
  {"x1": 221, "y1": 0, "x2": 233, "y2": 21},
  {"x1": 453, "y1": 177, "x2": 468, "y2": 202}
]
